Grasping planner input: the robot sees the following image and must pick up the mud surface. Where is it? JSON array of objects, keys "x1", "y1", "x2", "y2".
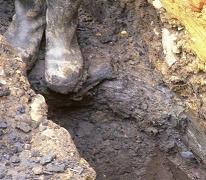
[{"x1": 1, "y1": 0, "x2": 206, "y2": 180}]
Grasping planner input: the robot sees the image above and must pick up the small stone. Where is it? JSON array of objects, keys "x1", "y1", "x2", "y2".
[
  {"x1": 96, "y1": 32, "x2": 102, "y2": 36},
  {"x1": 0, "y1": 80, "x2": 6, "y2": 85},
  {"x1": 8, "y1": 132, "x2": 18, "y2": 143},
  {"x1": 12, "y1": 175, "x2": 27, "y2": 180},
  {"x1": 160, "y1": 139, "x2": 175, "y2": 152},
  {"x1": 180, "y1": 151, "x2": 195, "y2": 160},
  {"x1": 10, "y1": 155, "x2": 20, "y2": 163},
  {"x1": 0, "y1": 130, "x2": 4, "y2": 136},
  {"x1": 120, "y1": 30, "x2": 128, "y2": 36},
  {"x1": 24, "y1": 144, "x2": 31, "y2": 150},
  {"x1": 0, "y1": 167, "x2": 7, "y2": 179},
  {"x1": 32, "y1": 165, "x2": 43, "y2": 175},
  {"x1": 30, "y1": 94, "x2": 47, "y2": 122},
  {"x1": 46, "y1": 162, "x2": 66, "y2": 173},
  {"x1": 0, "y1": 174, "x2": 5, "y2": 179},
  {"x1": 17, "y1": 106, "x2": 26, "y2": 114},
  {"x1": 3, "y1": 154, "x2": 11, "y2": 160},
  {"x1": 0, "y1": 84, "x2": 10, "y2": 97},
  {"x1": 43, "y1": 171, "x2": 53, "y2": 175},
  {"x1": 30, "y1": 157, "x2": 41, "y2": 163},
  {"x1": 0, "y1": 121, "x2": 7, "y2": 129},
  {"x1": 100, "y1": 34, "x2": 113, "y2": 44},
  {"x1": 145, "y1": 127, "x2": 158, "y2": 136},
  {"x1": 31, "y1": 150, "x2": 41, "y2": 157},
  {"x1": 0, "y1": 68, "x2": 5, "y2": 76},
  {"x1": 39, "y1": 124, "x2": 47, "y2": 132},
  {"x1": 165, "y1": 140, "x2": 175, "y2": 151},
  {"x1": 14, "y1": 142, "x2": 24, "y2": 153},
  {"x1": 70, "y1": 166, "x2": 84, "y2": 175},
  {"x1": 41, "y1": 120, "x2": 49, "y2": 126},
  {"x1": 16, "y1": 122, "x2": 31, "y2": 133},
  {"x1": 40, "y1": 153, "x2": 56, "y2": 165}
]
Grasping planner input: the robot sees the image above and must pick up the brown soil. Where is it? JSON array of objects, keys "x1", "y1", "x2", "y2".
[{"x1": 1, "y1": 0, "x2": 206, "y2": 180}]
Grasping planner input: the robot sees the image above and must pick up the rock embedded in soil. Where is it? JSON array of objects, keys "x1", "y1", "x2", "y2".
[
  {"x1": 46, "y1": 162, "x2": 66, "y2": 173},
  {"x1": 0, "y1": 130, "x2": 4, "y2": 136},
  {"x1": 32, "y1": 165, "x2": 43, "y2": 175},
  {"x1": 24, "y1": 144, "x2": 31, "y2": 150},
  {"x1": 0, "y1": 121, "x2": 7, "y2": 129},
  {"x1": 10, "y1": 155, "x2": 21, "y2": 163},
  {"x1": 15, "y1": 122, "x2": 32, "y2": 133},
  {"x1": 0, "y1": 84, "x2": 10, "y2": 97},
  {"x1": 180, "y1": 151, "x2": 195, "y2": 160},
  {"x1": 40, "y1": 153, "x2": 56, "y2": 165}
]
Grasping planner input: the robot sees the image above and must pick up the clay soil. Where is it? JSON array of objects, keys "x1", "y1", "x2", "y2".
[{"x1": 1, "y1": 0, "x2": 206, "y2": 180}]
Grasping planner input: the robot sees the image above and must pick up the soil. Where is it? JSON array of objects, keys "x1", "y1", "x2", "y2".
[{"x1": 1, "y1": 0, "x2": 206, "y2": 180}]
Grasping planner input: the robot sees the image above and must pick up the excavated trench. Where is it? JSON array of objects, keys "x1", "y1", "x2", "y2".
[{"x1": 1, "y1": 0, "x2": 206, "y2": 179}]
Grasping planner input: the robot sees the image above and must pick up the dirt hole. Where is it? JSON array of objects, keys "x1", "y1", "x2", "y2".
[{"x1": 46, "y1": 98, "x2": 191, "y2": 180}]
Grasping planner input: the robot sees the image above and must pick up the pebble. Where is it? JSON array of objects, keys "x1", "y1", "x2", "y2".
[
  {"x1": 145, "y1": 127, "x2": 158, "y2": 136},
  {"x1": 160, "y1": 139, "x2": 175, "y2": 152},
  {"x1": 12, "y1": 175, "x2": 27, "y2": 180},
  {"x1": 0, "y1": 174, "x2": 5, "y2": 179},
  {"x1": 0, "y1": 121, "x2": 7, "y2": 129},
  {"x1": 16, "y1": 122, "x2": 31, "y2": 133},
  {"x1": 40, "y1": 153, "x2": 56, "y2": 165},
  {"x1": 0, "y1": 167, "x2": 6, "y2": 179},
  {"x1": 46, "y1": 162, "x2": 66, "y2": 173},
  {"x1": 70, "y1": 166, "x2": 84, "y2": 175},
  {"x1": 8, "y1": 132, "x2": 18, "y2": 143},
  {"x1": 120, "y1": 30, "x2": 128, "y2": 36},
  {"x1": 180, "y1": 151, "x2": 195, "y2": 160},
  {"x1": 17, "y1": 106, "x2": 26, "y2": 114},
  {"x1": 29, "y1": 157, "x2": 41, "y2": 163},
  {"x1": 32, "y1": 165, "x2": 43, "y2": 175},
  {"x1": 30, "y1": 94, "x2": 46, "y2": 122},
  {"x1": 39, "y1": 124, "x2": 47, "y2": 132},
  {"x1": 10, "y1": 155, "x2": 20, "y2": 163},
  {"x1": 14, "y1": 142, "x2": 23, "y2": 152},
  {"x1": 41, "y1": 120, "x2": 49, "y2": 126},
  {"x1": 3, "y1": 154, "x2": 11, "y2": 160},
  {"x1": 31, "y1": 150, "x2": 41, "y2": 157},
  {"x1": 24, "y1": 144, "x2": 31, "y2": 150},
  {"x1": 0, "y1": 84, "x2": 10, "y2": 97},
  {"x1": 0, "y1": 130, "x2": 4, "y2": 136}
]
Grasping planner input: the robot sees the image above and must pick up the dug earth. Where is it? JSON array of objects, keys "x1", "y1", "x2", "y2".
[{"x1": 1, "y1": 0, "x2": 206, "y2": 180}]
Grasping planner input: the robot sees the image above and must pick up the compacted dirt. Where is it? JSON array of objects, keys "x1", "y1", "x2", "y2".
[{"x1": 1, "y1": 0, "x2": 206, "y2": 180}]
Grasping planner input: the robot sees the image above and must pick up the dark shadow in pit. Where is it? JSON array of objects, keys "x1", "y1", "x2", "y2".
[
  {"x1": 47, "y1": 102, "x2": 184, "y2": 180},
  {"x1": 47, "y1": 102, "x2": 152, "y2": 180}
]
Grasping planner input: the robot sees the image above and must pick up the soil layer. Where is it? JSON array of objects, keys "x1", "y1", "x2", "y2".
[{"x1": 1, "y1": 0, "x2": 206, "y2": 180}]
